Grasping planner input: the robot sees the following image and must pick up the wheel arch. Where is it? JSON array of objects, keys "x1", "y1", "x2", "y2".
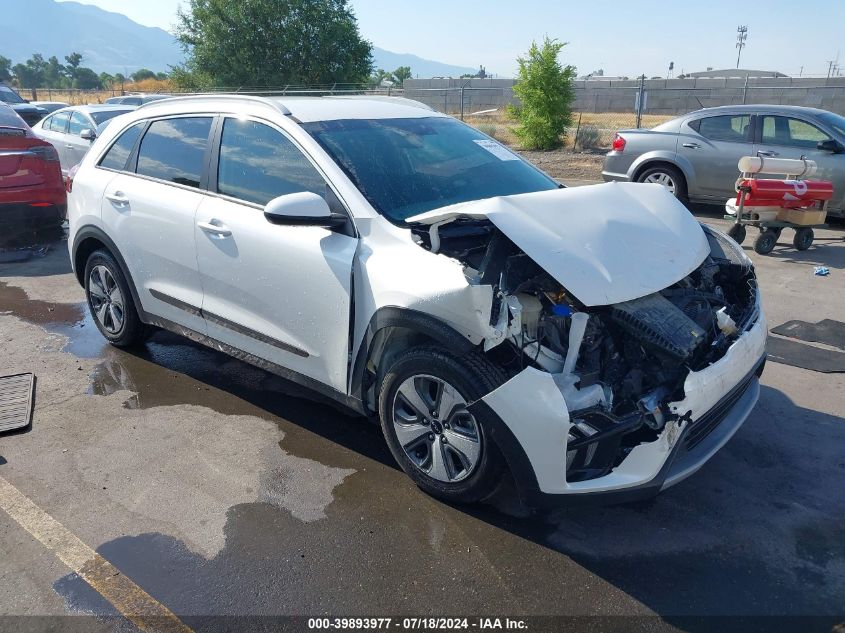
[
  {"x1": 349, "y1": 307, "x2": 477, "y2": 414},
  {"x1": 629, "y1": 152, "x2": 696, "y2": 193},
  {"x1": 71, "y1": 226, "x2": 146, "y2": 321}
]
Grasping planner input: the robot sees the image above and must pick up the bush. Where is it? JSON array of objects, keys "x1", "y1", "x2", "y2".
[
  {"x1": 575, "y1": 124, "x2": 600, "y2": 150},
  {"x1": 508, "y1": 37, "x2": 576, "y2": 150},
  {"x1": 475, "y1": 123, "x2": 499, "y2": 139}
]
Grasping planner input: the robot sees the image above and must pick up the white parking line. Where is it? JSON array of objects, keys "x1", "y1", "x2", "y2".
[{"x1": 0, "y1": 475, "x2": 194, "y2": 633}]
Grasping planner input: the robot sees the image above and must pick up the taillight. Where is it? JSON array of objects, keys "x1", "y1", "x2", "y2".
[
  {"x1": 30, "y1": 144, "x2": 61, "y2": 162},
  {"x1": 66, "y1": 163, "x2": 80, "y2": 193},
  {"x1": 612, "y1": 133, "x2": 626, "y2": 152}
]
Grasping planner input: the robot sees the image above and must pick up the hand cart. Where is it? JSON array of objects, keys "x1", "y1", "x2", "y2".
[{"x1": 724, "y1": 156, "x2": 833, "y2": 255}]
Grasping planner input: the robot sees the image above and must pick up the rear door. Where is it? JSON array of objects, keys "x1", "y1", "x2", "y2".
[
  {"x1": 678, "y1": 113, "x2": 754, "y2": 199},
  {"x1": 195, "y1": 116, "x2": 358, "y2": 391},
  {"x1": 753, "y1": 113, "x2": 845, "y2": 209},
  {"x1": 101, "y1": 115, "x2": 213, "y2": 334},
  {"x1": 36, "y1": 110, "x2": 71, "y2": 172},
  {"x1": 65, "y1": 111, "x2": 95, "y2": 171}
]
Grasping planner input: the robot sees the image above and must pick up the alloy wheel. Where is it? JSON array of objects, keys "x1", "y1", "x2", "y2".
[
  {"x1": 391, "y1": 374, "x2": 482, "y2": 483},
  {"x1": 88, "y1": 265, "x2": 125, "y2": 334},
  {"x1": 643, "y1": 171, "x2": 676, "y2": 194}
]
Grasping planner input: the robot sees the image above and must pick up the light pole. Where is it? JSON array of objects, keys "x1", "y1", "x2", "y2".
[{"x1": 736, "y1": 26, "x2": 748, "y2": 68}]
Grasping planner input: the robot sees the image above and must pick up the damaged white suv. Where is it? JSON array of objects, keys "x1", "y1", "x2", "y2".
[{"x1": 67, "y1": 95, "x2": 766, "y2": 505}]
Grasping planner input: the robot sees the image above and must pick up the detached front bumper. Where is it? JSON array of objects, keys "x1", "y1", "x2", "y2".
[{"x1": 473, "y1": 309, "x2": 768, "y2": 506}]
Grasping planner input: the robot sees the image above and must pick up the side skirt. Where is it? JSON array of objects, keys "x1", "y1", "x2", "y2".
[{"x1": 144, "y1": 314, "x2": 367, "y2": 417}]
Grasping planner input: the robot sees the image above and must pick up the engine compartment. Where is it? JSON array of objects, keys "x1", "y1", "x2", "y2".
[{"x1": 411, "y1": 219, "x2": 759, "y2": 481}]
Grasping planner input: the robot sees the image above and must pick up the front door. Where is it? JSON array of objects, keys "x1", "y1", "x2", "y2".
[
  {"x1": 195, "y1": 117, "x2": 358, "y2": 393},
  {"x1": 753, "y1": 114, "x2": 845, "y2": 211}
]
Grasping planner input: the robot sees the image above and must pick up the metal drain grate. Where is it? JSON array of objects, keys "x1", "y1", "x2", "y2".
[{"x1": 0, "y1": 373, "x2": 35, "y2": 433}]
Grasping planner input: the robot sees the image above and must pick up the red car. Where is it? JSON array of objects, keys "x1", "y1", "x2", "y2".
[{"x1": 0, "y1": 102, "x2": 66, "y2": 240}]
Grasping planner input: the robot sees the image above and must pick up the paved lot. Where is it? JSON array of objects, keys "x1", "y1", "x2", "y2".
[{"x1": 0, "y1": 209, "x2": 843, "y2": 632}]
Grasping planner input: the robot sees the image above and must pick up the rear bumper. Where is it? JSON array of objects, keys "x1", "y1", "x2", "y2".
[
  {"x1": 0, "y1": 202, "x2": 66, "y2": 233},
  {"x1": 601, "y1": 152, "x2": 634, "y2": 182}
]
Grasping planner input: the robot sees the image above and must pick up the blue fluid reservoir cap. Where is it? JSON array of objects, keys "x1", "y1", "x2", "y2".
[{"x1": 552, "y1": 304, "x2": 572, "y2": 317}]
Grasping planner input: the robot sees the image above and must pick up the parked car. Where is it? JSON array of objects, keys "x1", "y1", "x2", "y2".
[
  {"x1": 30, "y1": 101, "x2": 70, "y2": 116},
  {"x1": 0, "y1": 83, "x2": 47, "y2": 126},
  {"x1": 30, "y1": 105, "x2": 135, "y2": 176},
  {"x1": 67, "y1": 95, "x2": 766, "y2": 505},
  {"x1": 104, "y1": 94, "x2": 170, "y2": 106},
  {"x1": 0, "y1": 103, "x2": 66, "y2": 237},
  {"x1": 602, "y1": 104, "x2": 845, "y2": 217}
]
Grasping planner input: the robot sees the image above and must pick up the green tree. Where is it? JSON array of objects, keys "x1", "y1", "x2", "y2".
[
  {"x1": 131, "y1": 68, "x2": 156, "y2": 82},
  {"x1": 114, "y1": 73, "x2": 126, "y2": 93},
  {"x1": 393, "y1": 66, "x2": 412, "y2": 85},
  {"x1": 99, "y1": 72, "x2": 115, "y2": 89},
  {"x1": 155, "y1": 72, "x2": 169, "y2": 81},
  {"x1": 12, "y1": 54, "x2": 48, "y2": 98},
  {"x1": 64, "y1": 52, "x2": 83, "y2": 85},
  {"x1": 75, "y1": 67, "x2": 101, "y2": 89},
  {"x1": 369, "y1": 68, "x2": 393, "y2": 86},
  {"x1": 45, "y1": 56, "x2": 66, "y2": 88},
  {"x1": 175, "y1": 0, "x2": 373, "y2": 86},
  {"x1": 0, "y1": 56, "x2": 11, "y2": 82},
  {"x1": 508, "y1": 37, "x2": 576, "y2": 150}
]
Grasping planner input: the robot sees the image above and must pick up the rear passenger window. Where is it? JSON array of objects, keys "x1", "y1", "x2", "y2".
[
  {"x1": 695, "y1": 115, "x2": 751, "y2": 143},
  {"x1": 68, "y1": 112, "x2": 89, "y2": 136},
  {"x1": 99, "y1": 122, "x2": 144, "y2": 171},
  {"x1": 49, "y1": 111, "x2": 70, "y2": 133},
  {"x1": 136, "y1": 117, "x2": 212, "y2": 188},
  {"x1": 217, "y1": 118, "x2": 326, "y2": 205}
]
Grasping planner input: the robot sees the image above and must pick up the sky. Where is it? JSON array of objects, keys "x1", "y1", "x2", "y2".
[{"x1": 56, "y1": 0, "x2": 845, "y2": 78}]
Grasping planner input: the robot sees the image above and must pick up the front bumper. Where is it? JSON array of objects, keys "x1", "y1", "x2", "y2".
[{"x1": 474, "y1": 308, "x2": 767, "y2": 505}]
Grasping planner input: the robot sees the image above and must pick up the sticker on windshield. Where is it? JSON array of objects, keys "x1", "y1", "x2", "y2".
[{"x1": 473, "y1": 139, "x2": 519, "y2": 161}]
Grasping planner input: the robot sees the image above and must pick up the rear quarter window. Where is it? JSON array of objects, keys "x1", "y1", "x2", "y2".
[{"x1": 99, "y1": 122, "x2": 145, "y2": 171}]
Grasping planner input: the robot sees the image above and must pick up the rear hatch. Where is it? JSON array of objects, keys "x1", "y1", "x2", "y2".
[{"x1": 0, "y1": 133, "x2": 49, "y2": 189}]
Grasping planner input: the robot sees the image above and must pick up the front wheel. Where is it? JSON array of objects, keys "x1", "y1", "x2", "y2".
[
  {"x1": 378, "y1": 347, "x2": 506, "y2": 503},
  {"x1": 753, "y1": 229, "x2": 778, "y2": 255},
  {"x1": 727, "y1": 223, "x2": 747, "y2": 244}
]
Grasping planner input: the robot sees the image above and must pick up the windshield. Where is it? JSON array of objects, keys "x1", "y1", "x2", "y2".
[
  {"x1": 818, "y1": 112, "x2": 845, "y2": 138},
  {"x1": 0, "y1": 86, "x2": 26, "y2": 104},
  {"x1": 91, "y1": 109, "x2": 132, "y2": 125},
  {"x1": 303, "y1": 117, "x2": 558, "y2": 223}
]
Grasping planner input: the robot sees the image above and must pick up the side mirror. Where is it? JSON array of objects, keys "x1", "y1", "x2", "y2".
[
  {"x1": 817, "y1": 139, "x2": 843, "y2": 153},
  {"x1": 263, "y1": 192, "x2": 347, "y2": 229},
  {"x1": 80, "y1": 128, "x2": 96, "y2": 141}
]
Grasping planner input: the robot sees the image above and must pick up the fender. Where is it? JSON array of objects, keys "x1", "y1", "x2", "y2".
[
  {"x1": 627, "y1": 150, "x2": 698, "y2": 194},
  {"x1": 348, "y1": 307, "x2": 477, "y2": 406},
  {"x1": 71, "y1": 225, "x2": 148, "y2": 322}
]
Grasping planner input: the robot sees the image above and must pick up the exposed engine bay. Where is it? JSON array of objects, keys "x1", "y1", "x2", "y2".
[{"x1": 411, "y1": 218, "x2": 759, "y2": 482}]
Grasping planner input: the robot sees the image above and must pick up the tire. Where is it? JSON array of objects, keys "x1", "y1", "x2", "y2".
[
  {"x1": 727, "y1": 223, "x2": 747, "y2": 244},
  {"x1": 378, "y1": 346, "x2": 507, "y2": 504},
  {"x1": 753, "y1": 229, "x2": 778, "y2": 255},
  {"x1": 636, "y1": 164, "x2": 688, "y2": 201},
  {"x1": 793, "y1": 227, "x2": 814, "y2": 251},
  {"x1": 84, "y1": 249, "x2": 146, "y2": 347}
]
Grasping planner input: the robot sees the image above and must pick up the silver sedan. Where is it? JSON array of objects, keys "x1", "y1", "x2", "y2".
[
  {"x1": 602, "y1": 104, "x2": 845, "y2": 217},
  {"x1": 30, "y1": 105, "x2": 135, "y2": 176}
]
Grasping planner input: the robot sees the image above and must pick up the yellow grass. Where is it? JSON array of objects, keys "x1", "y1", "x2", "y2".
[{"x1": 25, "y1": 79, "x2": 174, "y2": 105}]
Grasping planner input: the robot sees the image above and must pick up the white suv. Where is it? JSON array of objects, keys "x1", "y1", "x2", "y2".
[{"x1": 67, "y1": 95, "x2": 767, "y2": 505}]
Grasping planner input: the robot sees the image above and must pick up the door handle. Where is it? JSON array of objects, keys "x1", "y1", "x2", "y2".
[
  {"x1": 682, "y1": 142, "x2": 700, "y2": 149},
  {"x1": 105, "y1": 191, "x2": 129, "y2": 206},
  {"x1": 757, "y1": 150, "x2": 779, "y2": 157},
  {"x1": 197, "y1": 220, "x2": 232, "y2": 237},
  {"x1": 65, "y1": 144, "x2": 75, "y2": 149}
]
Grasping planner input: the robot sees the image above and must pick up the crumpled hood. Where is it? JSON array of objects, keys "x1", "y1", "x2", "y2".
[{"x1": 407, "y1": 182, "x2": 710, "y2": 306}]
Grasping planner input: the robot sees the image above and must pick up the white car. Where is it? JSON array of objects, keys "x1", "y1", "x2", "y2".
[{"x1": 66, "y1": 95, "x2": 766, "y2": 505}]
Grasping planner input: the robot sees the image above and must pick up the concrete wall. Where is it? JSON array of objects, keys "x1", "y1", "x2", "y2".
[{"x1": 403, "y1": 77, "x2": 845, "y2": 116}]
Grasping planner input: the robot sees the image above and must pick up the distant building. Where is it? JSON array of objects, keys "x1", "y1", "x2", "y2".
[{"x1": 685, "y1": 68, "x2": 787, "y2": 79}]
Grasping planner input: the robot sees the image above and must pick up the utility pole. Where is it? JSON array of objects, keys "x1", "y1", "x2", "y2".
[
  {"x1": 668, "y1": 61, "x2": 674, "y2": 79},
  {"x1": 736, "y1": 25, "x2": 748, "y2": 68}
]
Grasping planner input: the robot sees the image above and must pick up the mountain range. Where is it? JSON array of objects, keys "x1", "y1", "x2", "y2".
[{"x1": 0, "y1": 0, "x2": 477, "y2": 79}]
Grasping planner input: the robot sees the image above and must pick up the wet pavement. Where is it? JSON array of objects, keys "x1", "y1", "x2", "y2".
[{"x1": 0, "y1": 217, "x2": 844, "y2": 633}]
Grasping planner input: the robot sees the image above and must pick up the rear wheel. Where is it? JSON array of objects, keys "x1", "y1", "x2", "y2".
[
  {"x1": 84, "y1": 250, "x2": 145, "y2": 347},
  {"x1": 379, "y1": 346, "x2": 506, "y2": 503},
  {"x1": 636, "y1": 164, "x2": 688, "y2": 201},
  {"x1": 753, "y1": 229, "x2": 778, "y2": 255},
  {"x1": 793, "y1": 227, "x2": 814, "y2": 251}
]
